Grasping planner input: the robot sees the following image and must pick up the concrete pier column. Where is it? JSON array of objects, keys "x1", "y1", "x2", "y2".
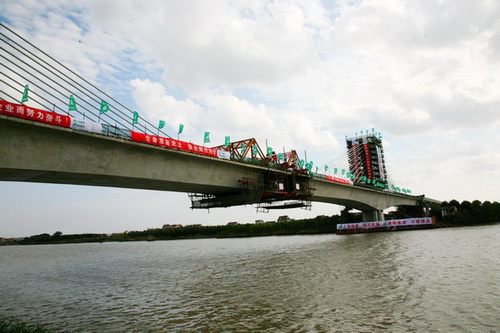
[
  {"x1": 362, "y1": 210, "x2": 376, "y2": 222},
  {"x1": 362, "y1": 210, "x2": 385, "y2": 222}
]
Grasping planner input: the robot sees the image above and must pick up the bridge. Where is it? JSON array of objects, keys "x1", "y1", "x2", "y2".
[
  {"x1": 0, "y1": 22, "x2": 439, "y2": 222},
  {"x1": 0, "y1": 113, "x2": 437, "y2": 222}
]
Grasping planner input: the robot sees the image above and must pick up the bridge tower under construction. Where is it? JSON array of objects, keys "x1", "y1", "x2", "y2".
[{"x1": 346, "y1": 132, "x2": 388, "y2": 190}]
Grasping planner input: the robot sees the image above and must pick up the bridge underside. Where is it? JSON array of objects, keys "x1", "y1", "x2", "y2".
[{"x1": 0, "y1": 167, "x2": 239, "y2": 194}]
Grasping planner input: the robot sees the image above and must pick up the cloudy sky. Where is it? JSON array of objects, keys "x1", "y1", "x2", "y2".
[{"x1": 1, "y1": 0, "x2": 499, "y2": 237}]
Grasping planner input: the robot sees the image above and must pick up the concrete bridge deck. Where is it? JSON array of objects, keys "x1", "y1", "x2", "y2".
[{"x1": 0, "y1": 115, "x2": 439, "y2": 220}]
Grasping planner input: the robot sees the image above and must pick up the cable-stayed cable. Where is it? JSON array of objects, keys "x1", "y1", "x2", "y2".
[{"x1": 0, "y1": 22, "x2": 171, "y2": 137}]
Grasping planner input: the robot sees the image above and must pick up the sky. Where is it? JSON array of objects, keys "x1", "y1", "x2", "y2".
[{"x1": 1, "y1": 0, "x2": 499, "y2": 238}]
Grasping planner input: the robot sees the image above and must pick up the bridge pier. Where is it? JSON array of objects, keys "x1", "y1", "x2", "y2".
[{"x1": 362, "y1": 210, "x2": 385, "y2": 222}]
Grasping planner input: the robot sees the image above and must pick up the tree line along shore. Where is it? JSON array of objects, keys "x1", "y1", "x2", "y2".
[{"x1": 1, "y1": 200, "x2": 499, "y2": 246}]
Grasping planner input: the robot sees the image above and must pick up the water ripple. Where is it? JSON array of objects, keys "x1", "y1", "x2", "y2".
[{"x1": 1, "y1": 228, "x2": 499, "y2": 332}]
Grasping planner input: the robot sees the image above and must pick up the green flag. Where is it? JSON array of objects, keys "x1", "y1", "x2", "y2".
[
  {"x1": 241, "y1": 143, "x2": 246, "y2": 154},
  {"x1": 204, "y1": 132, "x2": 210, "y2": 143},
  {"x1": 252, "y1": 145, "x2": 258, "y2": 156},
  {"x1": 178, "y1": 124, "x2": 184, "y2": 134},
  {"x1": 21, "y1": 85, "x2": 29, "y2": 103},
  {"x1": 68, "y1": 95, "x2": 77, "y2": 111},
  {"x1": 132, "y1": 111, "x2": 139, "y2": 124},
  {"x1": 267, "y1": 147, "x2": 273, "y2": 155},
  {"x1": 324, "y1": 165, "x2": 329, "y2": 172},
  {"x1": 99, "y1": 100, "x2": 109, "y2": 114},
  {"x1": 158, "y1": 120, "x2": 166, "y2": 129},
  {"x1": 224, "y1": 136, "x2": 230, "y2": 147}
]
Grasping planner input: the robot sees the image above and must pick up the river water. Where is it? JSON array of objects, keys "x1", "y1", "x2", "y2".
[{"x1": 1, "y1": 224, "x2": 499, "y2": 332}]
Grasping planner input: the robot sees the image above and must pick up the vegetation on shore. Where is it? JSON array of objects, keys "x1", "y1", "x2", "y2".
[
  {"x1": 432, "y1": 200, "x2": 500, "y2": 227},
  {"x1": 0, "y1": 315, "x2": 61, "y2": 333},
  {"x1": 2, "y1": 215, "x2": 346, "y2": 246},
  {"x1": 1, "y1": 200, "x2": 498, "y2": 246}
]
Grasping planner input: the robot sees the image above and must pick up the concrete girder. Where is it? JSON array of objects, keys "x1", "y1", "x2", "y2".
[
  {"x1": 310, "y1": 179, "x2": 423, "y2": 211},
  {"x1": 0, "y1": 116, "x2": 262, "y2": 194},
  {"x1": 0, "y1": 115, "x2": 439, "y2": 213}
]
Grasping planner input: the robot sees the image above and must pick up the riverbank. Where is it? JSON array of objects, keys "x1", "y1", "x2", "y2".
[
  {"x1": 1, "y1": 215, "x2": 343, "y2": 246},
  {"x1": 2, "y1": 199, "x2": 498, "y2": 246}
]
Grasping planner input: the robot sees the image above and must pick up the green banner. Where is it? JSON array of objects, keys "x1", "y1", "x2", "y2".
[
  {"x1": 68, "y1": 95, "x2": 77, "y2": 111},
  {"x1": 21, "y1": 85, "x2": 29, "y2": 103},
  {"x1": 99, "y1": 100, "x2": 109, "y2": 114},
  {"x1": 204, "y1": 132, "x2": 210, "y2": 143},
  {"x1": 132, "y1": 111, "x2": 139, "y2": 124}
]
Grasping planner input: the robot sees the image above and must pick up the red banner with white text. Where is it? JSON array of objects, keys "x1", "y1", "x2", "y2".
[
  {"x1": 131, "y1": 131, "x2": 218, "y2": 158},
  {"x1": 0, "y1": 100, "x2": 71, "y2": 128},
  {"x1": 325, "y1": 175, "x2": 352, "y2": 185}
]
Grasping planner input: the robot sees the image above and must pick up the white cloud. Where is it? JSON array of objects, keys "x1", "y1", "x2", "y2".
[
  {"x1": 82, "y1": 0, "x2": 325, "y2": 94},
  {"x1": 130, "y1": 79, "x2": 204, "y2": 135}
]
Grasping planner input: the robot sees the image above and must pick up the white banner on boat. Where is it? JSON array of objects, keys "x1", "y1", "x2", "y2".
[{"x1": 337, "y1": 217, "x2": 433, "y2": 230}]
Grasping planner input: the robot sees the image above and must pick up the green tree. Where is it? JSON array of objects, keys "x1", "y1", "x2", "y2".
[
  {"x1": 481, "y1": 201, "x2": 492, "y2": 221},
  {"x1": 460, "y1": 200, "x2": 472, "y2": 213},
  {"x1": 449, "y1": 199, "x2": 460, "y2": 209},
  {"x1": 471, "y1": 200, "x2": 482, "y2": 216}
]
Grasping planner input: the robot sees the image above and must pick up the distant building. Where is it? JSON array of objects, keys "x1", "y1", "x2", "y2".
[
  {"x1": 227, "y1": 221, "x2": 239, "y2": 225},
  {"x1": 277, "y1": 215, "x2": 291, "y2": 222},
  {"x1": 255, "y1": 219, "x2": 265, "y2": 224},
  {"x1": 162, "y1": 224, "x2": 183, "y2": 229},
  {"x1": 441, "y1": 206, "x2": 457, "y2": 217}
]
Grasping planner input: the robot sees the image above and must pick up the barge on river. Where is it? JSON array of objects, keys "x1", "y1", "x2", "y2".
[{"x1": 336, "y1": 216, "x2": 436, "y2": 234}]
